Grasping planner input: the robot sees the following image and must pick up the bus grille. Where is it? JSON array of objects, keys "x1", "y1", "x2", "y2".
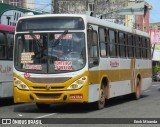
[
  {"x1": 32, "y1": 86, "x2": 65, "y2": 91},
  {"x1": 35, "y1": 93, "x2": 61, "y2": 99},
  {"x1": 26, "y1": 77, "x2": 72, "y2": 84}
]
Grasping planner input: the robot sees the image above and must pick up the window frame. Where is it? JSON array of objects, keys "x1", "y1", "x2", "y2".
[
  {"x1": 146, "y1": 38, "x2": 151, "y2": 59},
  {"x1": 98, "y1": 27, "x2": 109, "y2": 57},
  {"x1": 0, "y1": 31, "x2": 7, "y2": 60},
  {"x1": 88, "y1": 3, "x2": 95, "y2": 12},
  {"x1": 141, "y1": 37, "x2": 147, "y2": 59},
  {"x1": 7, "y1": 32, "x2": 14, "y2": 60},
  {"x1": 108, "y1": 29, "x2": 118, "y2": 58},
  {"x1": 135, "y1": 35, "x2": 141, "y2": 59},
  {"x1": 118, "y1": 31, "x2": 127, "y2": 58},
  {"x1": 127, "y1": 33, "x2": 134, "y2": 58}
]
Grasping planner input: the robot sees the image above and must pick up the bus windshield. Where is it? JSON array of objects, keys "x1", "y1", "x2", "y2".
[{"x1": 14, "y1": 32, "x2": 86, "y2": 74}]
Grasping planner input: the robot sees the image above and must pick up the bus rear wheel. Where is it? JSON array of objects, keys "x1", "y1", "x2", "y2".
[
  {"x1": 133, "y1": 77, "x2": 141, "y2": 100},
  {"x1": 36, "y1": 103, "x2": 50, "y2": 110}
]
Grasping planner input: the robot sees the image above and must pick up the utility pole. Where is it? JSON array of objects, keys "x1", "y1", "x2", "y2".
[
  {"x1": 93, "y1": 0, "x2": 97, "y2": 17},
  {"x1": 53, "y1": 0, "x2": 58, "y2": 14}
]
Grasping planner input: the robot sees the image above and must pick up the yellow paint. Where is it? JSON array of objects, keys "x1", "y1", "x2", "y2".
[
  {"x1": 13, "y1": 72, "x2": 89, "y2": 103},
  {"x1": 14, "y1": 66, "x2": 152, "y2": 103}
]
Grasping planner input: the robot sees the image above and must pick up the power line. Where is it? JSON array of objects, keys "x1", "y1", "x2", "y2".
[
  {"x1": 36, "y1": 4, "x2": 51, "y2": 12},
  {"x1": 1, "y1": 1, "x2": 52, "y2": 12}
]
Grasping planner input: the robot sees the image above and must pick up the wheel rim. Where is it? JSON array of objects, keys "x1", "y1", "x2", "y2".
[
  {"x1": 98, "y1": 87, "x2": 105, "y2": 108},
  {"x1": 136, "y1": 78, "x2": 141, "y2": 98},
  {"x1": 136, "y1": 85, "x2": 140, "y2": 98}
]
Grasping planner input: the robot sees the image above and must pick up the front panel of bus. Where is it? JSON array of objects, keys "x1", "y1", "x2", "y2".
[{"x1": 13, "y1": 16, "x2": 90, "y2": 103}]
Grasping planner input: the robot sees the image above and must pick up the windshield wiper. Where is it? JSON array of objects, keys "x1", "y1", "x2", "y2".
[
  {"x1": 34, "y1": 47, "x2": 46, "y2": 57},
  {"x1": 28, "y1": 31, "x2": 47, "y2": 58},
  {"x1": 29, "y1": 31, "x2": 42, "y2": 47},
  {"x1": 52, "y1": 30, "x2": 68, "y2": 47}
]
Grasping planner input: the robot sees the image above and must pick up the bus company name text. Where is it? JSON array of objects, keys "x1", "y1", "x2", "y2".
[
  {"x1": 110, "y1": 61, "x2": 119, "y2": 67},
  {"x1": 0, "y1": 65, "x2": 12, "y2": 73}
]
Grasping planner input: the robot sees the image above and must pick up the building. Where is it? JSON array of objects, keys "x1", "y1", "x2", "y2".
[
  {"x1": 52, "y1": 0, "x2": 151, "y2": 33},
  {"x1": 117, "y1": 0, "x2": 151, "y2": 33},
  {"x1": 52, "y1": 0, "x2": 87, "y2": 14},
  {"x1": 1, "y1": 0, "x2": 24, "y2": 7},
  {"x1": 52, "y1": 0, "x2": 127, "y2": 25},
  {"x1": 52, "y1": 0, "x2": 127, "y2": 14},
  {"x1": 150, "y1": 22, "x2": 160, "y2": 30},
  {"x1": 0, "y1": 0, "x2": 35, "y2": 10},
  {"x1": 150, "y1": 22, "x2": 160, "y2": 64},
  {"x1": 23, "y1": 0, "x2": 35, "y2": 10},
  {"x1": 0, "y1": 3, "x2": 40, "y2": 26}
]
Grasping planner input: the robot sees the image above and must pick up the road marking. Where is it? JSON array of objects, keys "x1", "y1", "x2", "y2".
[
  {"x1": 18, "y1": 114, "x2": 23, "y2": 117},
  {"x1": 35, "y1": 113, "x2": 57, "y2": 119},
  {"x1": 143, "y1": 90, "x2": 151, "y2": 93},
  {"x1": 152, "y1": 85, "x2": 160, "y2": 87}
]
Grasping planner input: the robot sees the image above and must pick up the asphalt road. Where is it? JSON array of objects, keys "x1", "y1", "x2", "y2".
[{"x1": 0, "y1": 82, "x2": 160, "y2": 126}]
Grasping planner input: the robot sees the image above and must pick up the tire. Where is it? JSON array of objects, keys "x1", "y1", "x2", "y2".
[
  {"x1": 94, "y1": 85, "x2": 106, "y2": 110},
  {"x1": 36, "y1": 103, "x2": 50, "y2": 110},
  {"x1": 133, "y1": 77, "x2": 141, "y2": 100}
]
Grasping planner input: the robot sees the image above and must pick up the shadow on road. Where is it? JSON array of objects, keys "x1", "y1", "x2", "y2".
[
  {"x1": 13, "y1": 94, "x2": 149, "y2": 114},
  {"x1": 106, "y1": 94, "x2": 148, "y2": 108},
  {"x1": 0, "y1": 97, "x2": 14, "y2": 107}
]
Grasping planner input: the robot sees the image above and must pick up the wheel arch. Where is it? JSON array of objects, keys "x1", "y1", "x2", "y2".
[{"x1": 100, "y1": 75, "x2": 110, "y2": 99}]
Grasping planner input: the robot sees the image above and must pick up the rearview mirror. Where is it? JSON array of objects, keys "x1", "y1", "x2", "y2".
[{"x1": 89, "y1": 59, "x2": 99, "y2": 68}]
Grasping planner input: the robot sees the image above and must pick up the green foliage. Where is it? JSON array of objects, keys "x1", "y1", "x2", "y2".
[
  {"x1": 153, "y1": 65, "x2": 160, "y2": 75},
  {"x1": 155, "y1": 45, "x2": 160, "y2": 51}
]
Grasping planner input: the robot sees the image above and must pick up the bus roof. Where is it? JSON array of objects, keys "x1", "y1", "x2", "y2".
[
  {"x1": 17, "y1": 14, "x2": 149, "y2": 37},
  {"x1": 0, "y1": 24, "x2": 15, "y2": 32}
]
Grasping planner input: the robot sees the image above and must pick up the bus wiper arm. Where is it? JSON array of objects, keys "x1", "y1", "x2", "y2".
[
  {"x1": 29, "y1": 31, "x2": 42, "y2": 47},
  {"x1": 52, "y1": 30, "x2": 68, "y2": 47},
  {"x1": 34, "y1": 47, "x2": 46, "y2": 57}
]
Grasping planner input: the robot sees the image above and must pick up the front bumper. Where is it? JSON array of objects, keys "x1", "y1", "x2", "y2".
[{"x1": 14, "y1": 85, "x2": 88, "y2": 103}]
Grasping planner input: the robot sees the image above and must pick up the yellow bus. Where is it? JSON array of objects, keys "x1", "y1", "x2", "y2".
[{"x1": 13, "y1": 14, "x2": 152, "y2": 110}]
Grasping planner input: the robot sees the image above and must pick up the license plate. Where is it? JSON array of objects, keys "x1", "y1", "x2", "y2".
[{"x1": 70, "y1": 94, "x2": 83, "y2": 99}]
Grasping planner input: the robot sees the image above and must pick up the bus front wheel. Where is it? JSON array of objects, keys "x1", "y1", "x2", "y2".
[{"x1": 94, "y1": 85, "x2": 106, "y2": 110}]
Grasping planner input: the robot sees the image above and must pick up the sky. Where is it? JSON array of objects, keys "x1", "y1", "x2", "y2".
[
  {"x1": 35, "y1": 0, "x2": 51, "y2": 13},
  {"x1": 35, "y1": 0, "x2": 160, "y2": 23},
  {"x1": 146, "y1": 0, "x2": 160, "y2": 23}
]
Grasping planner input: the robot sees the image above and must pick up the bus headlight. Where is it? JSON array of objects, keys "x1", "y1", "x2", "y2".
[
  {"x1": 14, "y1": 78, "x2": 29, "y2": 90},
  {"x1": 67, "y1": 76, "x2": 87, "y2": 90}
]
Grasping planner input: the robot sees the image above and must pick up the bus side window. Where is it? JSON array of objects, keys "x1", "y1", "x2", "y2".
[
  {"x1": 87, "y1": 29, "x2": 99, "y2": 67},
  {"x1": 142, "y1": 37, "x2": 147, "y2": 59},
  {"x1": 0, "y1": 32, "x2": 6, "y2": 59},
  {"x1": 15, "y1": 36, "x2": 23, "y2": 67},
  {"x1": 127, "y1": 34, "x2": 134, "y2": 58},
  {"x1": 109, "y1": 29, "x2": 117, "y2": 57},
  {"x1": 118, "y1": 32, "x2": 126, "y2": 57},
  {"x1": 87, "y1": 30, "x2": 98, "y2": 57},
  {"x1": 7, "y1": 33, "x2": 14, "y2": 60},
  {"x1": 146, "y1": 38, "x2": 151, "y2": 59},
  {"x1": 135, "y1": 35, "x2": 141, "y2": 59},
  {"x1": 99, "y1": 28, "x2": 108, "y2": 57}
]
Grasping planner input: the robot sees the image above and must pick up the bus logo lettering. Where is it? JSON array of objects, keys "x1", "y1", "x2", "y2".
[
  {"x1": 24, "y1": 73, "x2": 30, "y2": 78},
  {"x1": 110, "y1": 61, "x2": 119, "y2": 67}
]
